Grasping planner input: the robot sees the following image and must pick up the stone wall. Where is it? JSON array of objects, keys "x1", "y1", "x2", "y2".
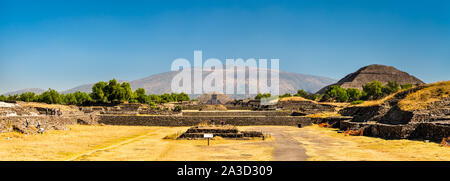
[
  {"x1": 409, "y1": 122, "x2": 450, "y2": 141},
  {"x1": 0, "y1": 114, "x2": 97, "y2": 134},
  {"x1": 340, "y1": 120, "x2": 449, "y2": 141},
  {"x1": 180, "y1": 104, "x2": 253, "y2": 111},
  {"x1": 277, "y1": 101, "x2": 336, "y2": 114},
  {"x1": 98, "y1": 115, "x2": 315, "y2": 126},
  {"x1": 181, "y1": 111, "x2": 292, "y2": 117}
]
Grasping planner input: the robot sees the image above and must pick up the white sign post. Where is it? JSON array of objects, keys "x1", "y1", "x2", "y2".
[{"x1": 204, "y1": 134, "x2": 213, "y2": 146}]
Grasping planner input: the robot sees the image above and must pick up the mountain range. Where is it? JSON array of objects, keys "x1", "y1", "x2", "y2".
[{"x1": 3, "y1": 68, "x2": 337, "y2": 99}]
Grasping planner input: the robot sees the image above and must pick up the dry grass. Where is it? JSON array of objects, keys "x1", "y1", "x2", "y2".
[
  {"x1": 319, "y1": 102, "x2": 350, "y2": 107},
  {"x1": 353, "y1": 93, "x2": 397, "y2": 107},
  {"x1": 0, "y1": 125, "x2": 158, "y2": 160},
  {"x1": 399, "y1": 81, "x2": 450, "y2": 111},
  {"x1": 2, "y1": 124, "x2": 447, "y2": 161},
  {"x1": 0, "y1": 125, "x2": 272, "y2": 161},
  {"x1": 278, "y1": 96, "x2": 315, "y2": 102},
  {"x1": 291, "y1": 125, "x2": 450, "y2": 161},
  {"x1": 305, "y1": 112, "x2": 341, "y2": 118},
  {"x1": 199, "y1": 104, "x2": 227, "y2": 111}
]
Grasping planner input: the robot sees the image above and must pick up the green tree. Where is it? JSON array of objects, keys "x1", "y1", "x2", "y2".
[
  {"x1": 73, "y1": 91, "x2": 91, "y2": 105},
  {"x1": 346, "y1": 88, "x2": 362, "y2": 101},
  {"x1": 309, "y1": 94, "x2": 320, "y2": 101},
  {"x1": 0, "y1": 95, "x2": 6, "y2": 101},
  {"x1": 176, "y1": 92, "x2": 190, "y2": 102},
  {"x1": 383, "y1": 81, "x2": 400, "y2": 95},
  {"x1": 279, "y1": 93, "x2": 292, "y2": 98},
  {"x1": 135, "y1": 88, "x2": 148, "y2": 104},
  {"x1": 38, "y1": 89, "x2": 61, "y2": 104},
  {"x1": 63, "y1": 93, "x2": 77, "y2": 105},
  {"x1": 91, "y1": 81, "x2": 108, "y2": 103},
  {"x1": 362, "y1": 81, "x2": 384, "y2": 100},
  {"x1": 294, "y1": 89, "x2": 309, "y2": 98},
  {"x1": 161, "y1": 93, "x2": 174, "y2": 103},
  {"x1": 254, "y1": 93, "x2": 271, "y2": 100},
  {"x1": 148, "y1": 94, "x2": 162, "y2": 103},
  {"x1": 325, "y1": 85, "x2": 349, "y2": 102},
  {"x1": 106, "y1": 79, "x2": 121, "y2": 103},
  {"x1": 119, "y1": 82, "x2": 133, "y2": 102},
  {"x1": 7, "y1": 94, "x2": 19, "y2": 101},
  {"x1": 19, "y1": 92, "x2": 37, "y2": 102},
  {"x1": 104, "y1": 79, "x2": 133, "y2": 103}
]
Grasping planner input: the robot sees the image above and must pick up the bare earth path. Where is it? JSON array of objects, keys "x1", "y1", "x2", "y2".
[
  {"x1": 245, "y1": 126, "x2": 450, "y2": 161},
  {"x1": 246, "y1": 127, "x2": 308, "y2": 161}
]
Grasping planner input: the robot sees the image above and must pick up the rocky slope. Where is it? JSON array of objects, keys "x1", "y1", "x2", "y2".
[{"x1": 338, "y1": 82, "x2": 450, "y2": 141}]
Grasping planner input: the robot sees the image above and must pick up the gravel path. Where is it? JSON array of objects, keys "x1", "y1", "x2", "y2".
[{"x1": 249, "y1": 127, "x2": 308, "y2": 161}]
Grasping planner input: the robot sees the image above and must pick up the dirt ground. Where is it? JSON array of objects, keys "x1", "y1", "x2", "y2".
[
  {"x1": 246, "y1": 126, "x2": 450, "y2": 161},
  {"x1": 0, "y1": 125, "x2": 448, "y2": 161}
]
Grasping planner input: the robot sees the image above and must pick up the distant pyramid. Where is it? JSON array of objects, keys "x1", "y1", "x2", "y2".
[
  {"x1": 197, "y1": 93, "x2": 233, "y2": 104},
  {"x1": 316, "y1": 64, "x2": 424, "y2": 94}
]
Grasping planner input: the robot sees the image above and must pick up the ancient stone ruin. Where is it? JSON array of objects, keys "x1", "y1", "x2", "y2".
[
  {"x1": 338, "y1": 86, "x2": 450, "y2": 141},
  {"x1": 197, "y1": 93, "x2": 232, "y2": 105},
  {"x1": 177, "y1": 126, "x2": 264, "y2": 139},
  {"x1": 317, "y1": 64, "x2": 424, "y2": 94}
]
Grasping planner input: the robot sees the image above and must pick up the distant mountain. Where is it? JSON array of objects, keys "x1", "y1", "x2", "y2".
[
  {"x1": 131, "y1": 68, "x2": 337, "y2": 98},
  {"x1": 7, "y1": 68, "x2": 337, "y2": 99},
  {"x1": 316, "y1": 64, "x2": 424, "y2": 94},
  {"x1": 62, "y1": 80, "x2": 128, "y2": 94},
  {"x1": 63, "y1": 68, "x2": 336, "y2": 99},
  {"x1": 62, "y1": 84, "x2": 92, "y2": 94},
  {"x1": 3, "y1": 88, "x2": 46, "y2": 96}
]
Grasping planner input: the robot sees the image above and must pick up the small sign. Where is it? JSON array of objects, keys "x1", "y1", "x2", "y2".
[{"x1": 204, "y1": 134, "x2": 213, "y2": 138}]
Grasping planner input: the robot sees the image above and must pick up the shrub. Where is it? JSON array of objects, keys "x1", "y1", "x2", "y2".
[
  {"x1": 351, "y1": 100, "x2": 364, "y2": 105},
  {"x1": 91, "y1": 81, "x2": 108, "y2": 103},
  {"x1": 63, "y1": 93, "x2": 77, "y2": 105},
  {"x1": 325, "y1": 85, "x2": 349, "y2": 102},
  {"x1": 279, "y1": 93, "x2": 292, "y2": 98},
  {"x1": 401, "y1": 83, "x2": 413, "y2": 90},
  {"x1": 346, "y1": 88, "x2": 362, "y2": 101},
  {"x1": 134, "y1": 88, "x2": 148, "y2": 104},
  {"x1": 7, "y1": 94, "x2": 19, "y2": 101},
  {"x1": 0, "y1": 95, "x2": 6, "y2": 101},
  {"x1": 38, "y1": 89, "x2": 61, "y2": 104},
  {"x1": 294, "y1": 89, "x2": 309, "y2": 98},
  {"x1": 362, "y1": 81, "x2": 384, "y2": 100},
  {"x1": 73, "y1": 91, "x2": 92, "y2": 105},
  {"x1": 255, "y1": 93, "x2": 272, "y2": 100},
  {"x1": 19, "y1": 92, "x2": 37, "y2": 102},
  {"x1": 383, "y1": 81, "x2": 400, "y2": 95},
  {"x1": 173, "y1": 105, "x2": 182, "y2": 112}
]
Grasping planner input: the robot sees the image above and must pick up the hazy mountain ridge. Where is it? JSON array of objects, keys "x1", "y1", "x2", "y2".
[
  {"x1": 3, "y1": 88, "x2": 47, "y2": 96},
  {"x1": 4, "y1": 68, "x2": 337, "y2": 99}
]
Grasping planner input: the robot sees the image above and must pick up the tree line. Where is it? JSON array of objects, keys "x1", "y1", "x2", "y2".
[
  {"x1": 254, "y1": 81, "x2": 413, "y2": 104},
  {"x1": 0, "y1": 79, "x2": 190, "y2": 106},
  {"x1": 321, "y1": 81, "x2": 413, "y2": 103}
]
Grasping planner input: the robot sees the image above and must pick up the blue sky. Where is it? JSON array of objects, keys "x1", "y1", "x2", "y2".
[{"x1": 0, "y1": 0, "x2": 449, "y2": 94}]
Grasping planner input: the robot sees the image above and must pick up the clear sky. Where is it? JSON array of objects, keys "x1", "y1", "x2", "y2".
[{"x1": 0, "y1": 0, "x2": 449, "y2": 94}]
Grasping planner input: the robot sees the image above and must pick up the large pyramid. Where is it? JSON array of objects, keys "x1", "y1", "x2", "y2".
[{"x1": 316, "y1": 64, "x2": 424, "y2": 94}]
